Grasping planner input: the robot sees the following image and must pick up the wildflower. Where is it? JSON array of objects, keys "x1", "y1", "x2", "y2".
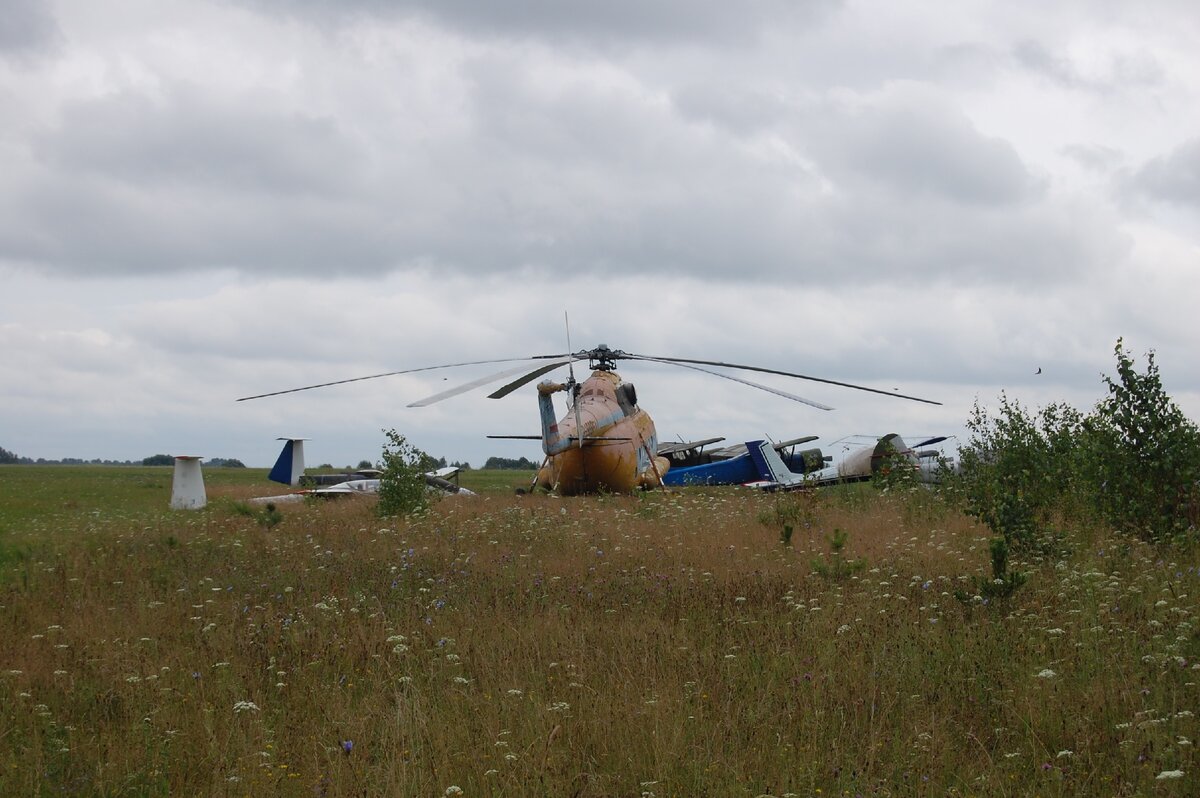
[
  {"x1": 1057, "y1": 750, "x2": 1073, "y2": 758},
  {"x1": 1036, "y1": 669, "x2": 1057, "y2": 679},
  {"x1": 1156, "y1": 770, "x2": 1184, "y2": 780},
  {"x1": 445, "y1": 786, "x2": 464, "y2": 796},
  {"x1": 341, "y1": 740, "x2": 353, "y2": 755},
  {"x1": 233, "y1": 700, "x2": 260, "y2": 714}
]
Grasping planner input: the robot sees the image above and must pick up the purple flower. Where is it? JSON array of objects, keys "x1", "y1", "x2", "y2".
[{"x1": 341, "y1": 740, "x2": 353, "y2": 754}]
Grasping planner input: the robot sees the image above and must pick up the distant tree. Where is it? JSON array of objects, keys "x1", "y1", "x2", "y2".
[
  {"x1": 357, "y1": 459, "x2": 374, "y2": 469},
  {"x1": 483, "y1": 456, "x2": 539, "y2": 470},
  {"x1": 142, "y1": 454, "x2": 174, "y2": 466},
  {"x1": 208, "y1": 458, "x2": 246, "y2": 468},
  {"x1": 450, "y1": 460, "x2": 472, "y2": 470},
  {"x1": 0, "y1": 446, "x2": 20, "y2": 464}
]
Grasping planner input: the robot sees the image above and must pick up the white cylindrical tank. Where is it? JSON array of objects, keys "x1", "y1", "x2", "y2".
[{"x1": 170, "y1": 456, "x2": 207, "y2": 510}]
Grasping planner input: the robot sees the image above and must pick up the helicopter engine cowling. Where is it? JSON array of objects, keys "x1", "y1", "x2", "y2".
[{"x1": 637, "y1": 456, "x2": 670, "y2": 489}]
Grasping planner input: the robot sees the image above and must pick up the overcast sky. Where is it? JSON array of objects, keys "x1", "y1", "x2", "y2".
[{"x1": 2, "y1": 0, "x2": 1198, "y2": 469}]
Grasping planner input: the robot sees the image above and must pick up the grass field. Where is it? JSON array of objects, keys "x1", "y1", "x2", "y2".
[{"x1": 1, "y1": 465, "x2": 1198, "y2": 796}]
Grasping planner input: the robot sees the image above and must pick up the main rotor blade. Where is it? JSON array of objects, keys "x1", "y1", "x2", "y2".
[
  {"x1": 407, "y1": 358, "x2": 571, "y2": 407},
  {"x1": 633, "y1": 356, "x2": 834, "y2": 411},
  {"x1": 912, "y1": 435, "x2": 949, "y2": 449},
  {"x1": 236, "y1": 357, "x2": 542, "y2": 402},
  {"x1": 487, "y1": 357, "x2": 581, "y2": 400},
  {"x1": 626, "y1": 354, "x2": 942, "y2": 406}
]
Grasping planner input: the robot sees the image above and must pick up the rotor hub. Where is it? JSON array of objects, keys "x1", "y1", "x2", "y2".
[{"x1": 583, "y1": 344, "x2": 626, "y2": 371}]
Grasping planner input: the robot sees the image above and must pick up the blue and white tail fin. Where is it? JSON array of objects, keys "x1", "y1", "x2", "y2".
[
  {"x1": 745, "y1": 440, "x2": 807, "y2": 488},
  {"x1": 268, "y1": 438, "x2": 307, "y2": 485}
]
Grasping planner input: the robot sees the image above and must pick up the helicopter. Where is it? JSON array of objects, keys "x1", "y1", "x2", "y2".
[{"x1": 237, "y1": 342, "x2": 941, "y2": 496}]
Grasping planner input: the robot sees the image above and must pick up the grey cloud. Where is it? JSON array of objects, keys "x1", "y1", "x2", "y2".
[
  {"x1": 232, "y1": 0, "x2": 840, "y2": 46},
  {"x1": 1125, "y1": 138, "x2": 1200, "y2": 206},
  {"x1": 0, "y1": 54, "x2": 1122, "y2": 290},
  {"x1": 804, "y1": 91, "x2": 1039, "y2": 206},
  {"x1": 36, "y1": 89, "x2": 365, "y2": 196},
  {"x1": 0, "y1": 0, "x2": 60, "y2": 59},
  {"x1": 670, "y1": 83, "x2": 792, "y2": 135}
]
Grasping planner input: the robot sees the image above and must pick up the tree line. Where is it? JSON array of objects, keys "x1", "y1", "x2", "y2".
[{"x1": 0, "y1": 448, "x2": 245, "y2": 467}]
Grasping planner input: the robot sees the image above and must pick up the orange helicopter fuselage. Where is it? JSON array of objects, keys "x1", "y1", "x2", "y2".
[{"x1": 534, "y1": 370, "x2": 670, "y2": 495}]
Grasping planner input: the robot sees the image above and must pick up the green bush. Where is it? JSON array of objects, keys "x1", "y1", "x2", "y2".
[
  {"x1": 957, "y1": 394, "x2": 1082, "y2": 551},
  {"x1": 1083, "y1": 339, "x2": 1200, "y2": 542},
  {"x1": 958, "y1": 339, "x2": 1200, "y2": 548},
  {"x1": 376, "y1": 429, "x2": 437, "y2": 517}
]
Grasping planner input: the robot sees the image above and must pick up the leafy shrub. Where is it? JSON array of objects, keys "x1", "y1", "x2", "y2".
[
  {"x1": 957, "y1": 394, "x2": 1082, "y2": 552},
  {"x1": 377, "y1": 429, "x2": 437, "y2": 517},
  {"x1": 958, "y1": 339, "x2": 1200, "y2": 548},
  {"x1": 1082, "y1": 340, "x2": 1200, "y2": 542}
]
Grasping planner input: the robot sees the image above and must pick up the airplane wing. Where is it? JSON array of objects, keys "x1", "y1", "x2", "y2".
[
  {"x1": 656, "y1": 437, "x2": 725, "y2": 457},
  {"x1": 705, "y1": 436, "x2": 816, "y2": 462}
]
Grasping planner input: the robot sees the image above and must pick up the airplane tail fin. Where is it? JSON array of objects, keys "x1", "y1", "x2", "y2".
[
  {"x1": 746, "y1": 440, "x2": 806, "y2": 488},
  {"x1": 268, "y1": 438, "x2": 307, "y2": 485}
]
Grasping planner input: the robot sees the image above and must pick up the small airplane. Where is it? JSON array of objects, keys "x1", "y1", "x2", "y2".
[
  {"x1": 238, "y1": 342, "x2": 940, "y2": 496},
  {"x1": 249, "y1": 439, "x2": 474, "y2": 504},
  {"x1": 660, "y1": 436, "x2": 827, "y2": 486}
]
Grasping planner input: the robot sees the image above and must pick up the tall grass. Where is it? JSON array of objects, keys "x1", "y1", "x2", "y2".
[{"x1": 1, "y1": 470, "x2": 1197, "y2": 795}]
